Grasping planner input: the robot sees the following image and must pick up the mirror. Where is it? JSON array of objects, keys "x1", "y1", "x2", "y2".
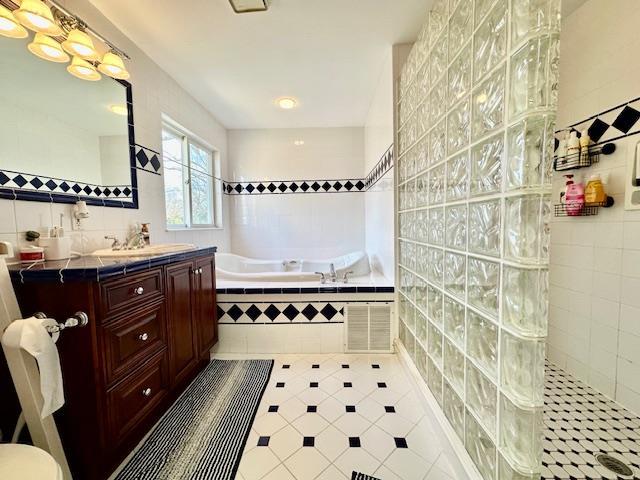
[{"x1": 0, "y1": 34, "x2": 136, "y2": 207}]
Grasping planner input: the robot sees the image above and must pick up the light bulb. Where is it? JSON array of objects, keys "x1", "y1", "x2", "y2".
[
  {"x1": 62, "y1": 29, "x2": 99, "y2": 60},
  {"x1": 277, "y1": 97, "x2": 297, "y2": 109},
  {"x1": 14, "y1": 0, "x2": 62, "y2": 36},
  {"x1": 28, "y1": 33, "x2": 69, "y2": 63},
  {"x1": 67, "y1": 56, "x2": 101, "y2": 81},
  {"x1": 0, "y1": 5, "x2": 27, "y2": 38},
  {"x1": 98, "y1": 51, "x2": 130, "y2": 80}
]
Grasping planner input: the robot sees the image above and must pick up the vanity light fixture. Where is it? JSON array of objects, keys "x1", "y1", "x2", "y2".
[
  {"x1": 0, "y1": 5, "x2": 27, "y2": 38},
  {"x1": 61, "y1": 28, "x2": 99, "y2": 60},
  {"x1": 108, "y1": 104, "x2": 128, "y2": 116},
  {"x1": 277, "y1": 97, "x2": 297, "y2": 110},
  {"x1": 14, "y1": 0, "x2": 62, "y2": 36},
  {"x1": 98, "y1": 51, "x2": 130, "y2": 79},
  {"x1": 67, "y1": 56, "x2": 101, "y2": 81},
  {"x1": 294, "y1": 140, "x2": 305, "y2": 146},
  {"x1": 27, "y1": 33, "x2": 69, "y2": 62}
]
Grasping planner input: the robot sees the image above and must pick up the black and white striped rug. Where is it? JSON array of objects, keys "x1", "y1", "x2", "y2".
[{"x1": 115, "y1": 359, "x2": 273, "y2": 480}]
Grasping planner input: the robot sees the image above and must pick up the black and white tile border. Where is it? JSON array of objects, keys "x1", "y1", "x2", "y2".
[
  {"x1": 543, "y1": 362, "x2": 640, "y2": 480},
  {"x1": 555, "y1": 97, "x2": 640, "y2": 146},
  {"x1": 222, "y1": 144, "x2": 394, "y2": 195},
  {"x1": 134, "y1": 144, "x2": 162, "y2": 175},
  {"x1": 217, "y1": 302, "x2": 345, "y2": 324},
  {"x1": 216, "y1": 286, "x2": 394, "y2": 295}
]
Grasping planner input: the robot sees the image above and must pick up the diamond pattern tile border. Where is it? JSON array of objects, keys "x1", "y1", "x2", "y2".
[
  {"x1": 218, "y1": 302, "x2": 346, "y2": 324},
  {"x1": 542, "y1": 362, "x2": 640, "y2": 480},
  {"x1": 222, "y1": 144, "x2": 393, "y2": 195},
  {"x1": 555, "y1": 97, "x2": 640, "y2": 147},
  {"x1": 134, "y1": 144, "x2": 162, "y2": 175}
]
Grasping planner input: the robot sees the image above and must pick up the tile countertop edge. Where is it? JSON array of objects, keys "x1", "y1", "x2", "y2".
[{"x1": 8, "y1": 246, "x2": 218, "y2": 283}]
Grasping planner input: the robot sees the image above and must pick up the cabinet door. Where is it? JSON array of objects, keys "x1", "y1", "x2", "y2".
[
  {"x1": 195, "y1": 256, "x2": 218, "y2": 360},
  {"x1": 165, "y1": 261, "x2": 198, "y2": 386}
]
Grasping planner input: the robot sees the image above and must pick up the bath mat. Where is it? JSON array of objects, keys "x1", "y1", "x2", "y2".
[
  {"x1": 115, "y1": 359, "x2": 273, "y2": 480},
  {"x1": 352, "y1": 472, "x2": 382, "y2": 480}
]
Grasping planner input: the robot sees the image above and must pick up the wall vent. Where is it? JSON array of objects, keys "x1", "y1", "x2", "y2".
[{"x1": 345, "y1": 304, "x2": 393, "y2": 353}]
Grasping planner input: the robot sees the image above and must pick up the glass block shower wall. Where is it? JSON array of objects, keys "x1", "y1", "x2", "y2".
[{"x1": 395, "y1": 0, "x2": 560, "y2": 478}]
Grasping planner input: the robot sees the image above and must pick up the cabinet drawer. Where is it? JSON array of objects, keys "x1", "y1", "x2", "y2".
[
  {"x1": 106, "y1": 352, "x2": 168, "y2": 444},
  {"x1": 100, "y1": 270, "x2": 163, "y2": 318},
  {"x1": 102, "y1": 303, "x2": 167, "y2": 385}
]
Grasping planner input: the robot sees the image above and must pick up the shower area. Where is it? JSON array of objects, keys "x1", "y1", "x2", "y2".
[{"x1": 395, "y1": 0, "x2": 640, "y2": 479}]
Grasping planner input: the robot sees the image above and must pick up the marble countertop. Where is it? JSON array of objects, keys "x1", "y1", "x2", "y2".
[{"x1": 8, "y1": 246, "x2": 217, "y2": 283}]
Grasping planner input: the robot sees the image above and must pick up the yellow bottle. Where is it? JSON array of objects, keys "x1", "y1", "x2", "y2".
[{"x1": 585, "y1": 174, "x2": 606, "y2": 205}]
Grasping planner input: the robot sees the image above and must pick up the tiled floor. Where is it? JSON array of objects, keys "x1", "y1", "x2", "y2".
[
  {"x1": 234, "y1": 353, "x2": 467, "y2": 480},
  {"x1": 543, "y1": 363, "x2": 640, "y2": 480}
]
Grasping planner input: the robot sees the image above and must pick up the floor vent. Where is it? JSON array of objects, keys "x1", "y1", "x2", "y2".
[
  {"x1": 595, "y1": 454, "x2": 634, "y2": 477},
  {"x1": 345, "y1": 304, "x2": 392, "y2": 353}
]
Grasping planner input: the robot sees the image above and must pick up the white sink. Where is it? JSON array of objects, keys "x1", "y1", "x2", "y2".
[{"x1": 91, "y1": 243, "x2": 196, "y2": 258}]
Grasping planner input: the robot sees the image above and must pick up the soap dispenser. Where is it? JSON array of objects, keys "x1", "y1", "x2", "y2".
[
  {"x1": 585, "y1": 173, "x2": 606, "y2": 205},
  {"x1": 563, "y1": 174, "x2": 585, "y2": 216},
  {"x1": 579, "y1": 129, "x2": 591, "y2": 165}
]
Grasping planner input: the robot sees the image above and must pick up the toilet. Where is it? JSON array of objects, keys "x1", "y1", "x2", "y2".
[{"x1": 0, "y1": 444, "x2": 63, "y2": 480}]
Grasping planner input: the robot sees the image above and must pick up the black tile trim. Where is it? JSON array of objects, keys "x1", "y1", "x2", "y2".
[
  {"x1": 221, "y1": 144, "x2": 393, "y2": 195},
  {"x1": 134, "y1": 144, "x2": 163, "y2": 174},
  {"x1": 555, "y1": 96, "x2": 640, "y2": 148},
  {"x1": 216, "y1": 286, "x2": 394, "y2": 294}
]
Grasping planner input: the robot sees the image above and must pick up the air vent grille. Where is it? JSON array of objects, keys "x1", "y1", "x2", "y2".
[{"x1": 345, "y1": 304, "x2": 392, "y2": 352}]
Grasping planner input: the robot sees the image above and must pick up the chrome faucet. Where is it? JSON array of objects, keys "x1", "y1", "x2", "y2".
[
  {"x1": 125, "y1": 228, "x2": 146, "y2": 250},
  {"x1": 104, "y1": 235, "x2": 122, "y2": 251},
  {"x1": 329, "y1": 263, "x2": 337, "y2": 283},
  {"x1": 315, "y1": 272, "x2": 326, "y2": 284},
  {"x1": 342, "y1": 270, "x2": 354, "y2": 283}
]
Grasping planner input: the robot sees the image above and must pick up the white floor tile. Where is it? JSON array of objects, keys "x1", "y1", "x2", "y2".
[
  {"x1": 315, "y1": 425, "x2": 350, "y2": 462},
  {"x1": 269, "y1": 424, "x2": 302, "y2": 461},
  {"x1": 261, "y1": 464, "x2": 296, "y2": 480},
  {"x1": 334, "y1": 447, "x2": 382, "y2": 478},
  {"x1": 283, "y1": 447, "x2": 330, "y2": 479},
  {"x1": 425, "y1": 465, "x2": 454, "y2": 480},
  {"x1": 360, "y1": 424, "x2": 396, "y2": 460},
  {"x1": 278, "y1": 396, "x2": 307, "y2": 423},
  {"x1": 333, "y1": 412, "x2": 371, "y2": 436},
  {"x1": 238, "y1": 447, "x2": 281, "y2": 480},
  {"x1": 315, "y1": 464, "x2": 349, "y2": 480},
  {"x1": 383, "y1": 448, "x2": 433, "y2": 480},
  {"x1": 291, "y1": 412, "x2": 329, "y2": 436},
  {"x1": 252, "y1": 413, "x2": 288, "y2": 436},
  {"x1": 374, "y1": 465, "x2": 404, "y2": 480},
  {"x1": 317, "y1": 396, "x2": 345, "y2": 423},
  {"x1": 375, "y1": 410, "x2": 416, "y2": 437}
]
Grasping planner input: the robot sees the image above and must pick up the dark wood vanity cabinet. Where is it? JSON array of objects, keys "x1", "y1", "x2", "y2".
[{"x1": 11, "y1": 253, "x2": 218, "y2": 480}]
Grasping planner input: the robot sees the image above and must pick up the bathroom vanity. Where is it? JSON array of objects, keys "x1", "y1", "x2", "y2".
[{"x1": 8, "y1": 247, "x2": 218, "y2": 480}]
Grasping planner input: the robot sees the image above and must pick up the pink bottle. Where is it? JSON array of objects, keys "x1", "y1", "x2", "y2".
[{"x1": 564, "y1": 174, "x2": 584, "y2": 216}]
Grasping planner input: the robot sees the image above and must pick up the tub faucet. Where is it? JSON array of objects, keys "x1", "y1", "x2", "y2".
[
  {"x1": 329, "y1": 263, "x2": 336, "y2": 282},
  {"x1": 315, "y1": 272, "x2": 326, "y2": 284},
  {"x1": 342, "y1": 270, "x2": 354, "y2": 283}
]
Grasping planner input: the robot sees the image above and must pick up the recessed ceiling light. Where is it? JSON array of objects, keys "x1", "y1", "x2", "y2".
[
  {"x1": 228, "y1": 0, "x2": 269, "y2": 13},
  {"x1": 294, "y1": 140, "x2": 305, "y2": 146},
  {"x1": 277, "y1": 97, "x2": 298, "y2": 110},
  {"x1": 108, "y1": 104, "x2": 128, "y2": 116}
]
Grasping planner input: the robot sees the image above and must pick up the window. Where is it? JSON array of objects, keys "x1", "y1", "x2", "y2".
[{"x1": 162, "y1": 122, "x2": 222, "y2": 229}]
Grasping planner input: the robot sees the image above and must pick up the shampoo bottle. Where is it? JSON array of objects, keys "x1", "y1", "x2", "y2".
[
  {"x1": 564, "y1": 174, "x2": 585, "y2": 216},
  {"x1": 585, "y1": 174, "x2": 606, "y2": 205}
]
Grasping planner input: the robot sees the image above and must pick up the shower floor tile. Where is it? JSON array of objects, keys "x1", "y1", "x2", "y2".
[
  {"x1": 231, "y1": 353, "x2": 467, "y2": 480},
  {"x1": 543, "y1": 363, "x2": 640, "y2": 480}
]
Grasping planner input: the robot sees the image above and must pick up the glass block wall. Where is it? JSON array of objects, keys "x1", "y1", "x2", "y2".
[{"x1": 395, "y1": 0, "x2": 560, "y2": 478}]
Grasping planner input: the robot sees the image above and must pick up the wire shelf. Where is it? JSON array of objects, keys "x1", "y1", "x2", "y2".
[
  {"x1": 553, "y1": 149, "x2": 600, "y2": 171},
  {"x1": 554, "y1": 200, "x2": 611, "y2": 217}
]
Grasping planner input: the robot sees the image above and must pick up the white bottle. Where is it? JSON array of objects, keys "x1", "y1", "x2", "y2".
[
  {"x1": 567, "y1": 131, "x2": 580, "y2": 157},
  {"x1": 579, "y1": 129, "x2": 591, "y2": 165}
]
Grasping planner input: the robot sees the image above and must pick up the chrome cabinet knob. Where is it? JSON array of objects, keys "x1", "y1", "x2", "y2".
[
  {"x1": 134, "y1": 286, "x2": 144, "y2": 295},
  {"x1": 142, "y1": 387, "x2": 152, "y2": 397},
  {"x1": 138, "y1": 332, "x2": 149, "y2": 341}
]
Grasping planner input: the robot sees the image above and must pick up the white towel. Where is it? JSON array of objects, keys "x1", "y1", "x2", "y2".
[{"x1": 5, "y1": 317, "x2": 65, "y2": 418}]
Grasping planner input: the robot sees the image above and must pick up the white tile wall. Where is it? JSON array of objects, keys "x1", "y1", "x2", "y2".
[
  {"x1": 364, "y1": 50, "x2": 395, "y2": 280},
  {"x1": 0, "y1": 0, "x2": 231, "y2": 260},
  {"x1": 227, "y1": 128, "x2": 367, "y2": 261},
  {"x1": 548, "y1": 0, "x2": 640, "y2": 415}
]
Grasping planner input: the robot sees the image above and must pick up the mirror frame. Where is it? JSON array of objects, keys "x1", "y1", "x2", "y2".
[{"x1": 0, "y1": 79, "x2": 138, "y2": 209}]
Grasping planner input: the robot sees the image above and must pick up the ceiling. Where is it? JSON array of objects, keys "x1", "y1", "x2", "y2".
[{"x1": 88, "y1": 0, "x2": 432, "y2": 129}]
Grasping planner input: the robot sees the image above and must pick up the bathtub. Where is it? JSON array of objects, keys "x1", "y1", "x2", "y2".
[{"x1": 216, "y1": 251, "x2": 371, "y2": 282}]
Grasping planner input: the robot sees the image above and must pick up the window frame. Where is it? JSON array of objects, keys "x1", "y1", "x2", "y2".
[{"x1": 162, "y1": 121, "x2": 222, "y2": 231}]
